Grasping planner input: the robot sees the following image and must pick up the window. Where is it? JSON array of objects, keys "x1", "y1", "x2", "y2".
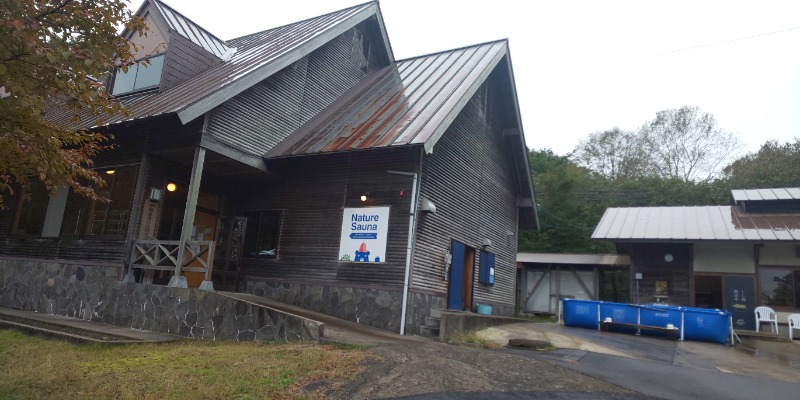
[
  {"x1": 111, "y1": 54, "x2": 165, "y2": 95},
  {"x1": 243, "y1": 210, "x2": 282, "y2": 259},
  {"x1": 60, "y1": 166, "x2": 138, "y2": 239},
  {"x1": 759, "y1": 267, "x2": 800, "y2": 308},
  {"x1": 12, "y1": 180, "x2": 49, "y2": 236}
]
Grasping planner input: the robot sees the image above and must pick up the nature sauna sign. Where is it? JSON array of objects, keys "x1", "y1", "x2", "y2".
[{"x1": 339, "y1": 207, "x2": 390, "y2": 263}]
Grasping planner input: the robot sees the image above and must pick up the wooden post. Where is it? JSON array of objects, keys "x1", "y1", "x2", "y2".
[
  {"x1": 169, "y1": 147, "x2": 206, "y2": 288},
  {"x1": 122, "y1": 154, "x2": 149, "y2": 283}
]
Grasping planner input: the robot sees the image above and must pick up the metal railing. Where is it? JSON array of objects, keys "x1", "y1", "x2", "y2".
[{"x1": 129, "y1": 239, "x2": 216, "y2": 284}]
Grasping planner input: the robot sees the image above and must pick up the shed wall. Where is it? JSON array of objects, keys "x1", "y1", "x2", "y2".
[{"x1": 693, "y1": 242, "x2": 755, "y2": 274}]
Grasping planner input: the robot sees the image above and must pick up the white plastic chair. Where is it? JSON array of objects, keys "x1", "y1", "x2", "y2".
[
  {"x1": 755, "y1": 306, "x2": 779, "y2": 334},
  {"x1": 788, "y1": 314, "x2": 800, "y2": 341}
]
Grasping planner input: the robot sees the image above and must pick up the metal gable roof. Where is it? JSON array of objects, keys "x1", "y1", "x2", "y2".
[
  {"x1": 264, "y1": 40, "x2": 510, "y2": 157},
  {"x1": 54, "y1": 2, "x2": 384, "y2": 130},
  {"x1": 150, "y1": 0, "x2": 233, "y2": 60},
  {"x1": 592, "y1": 206, "x2": 800, "y2": 242}
]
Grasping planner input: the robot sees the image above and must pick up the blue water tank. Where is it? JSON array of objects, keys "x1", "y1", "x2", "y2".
[
  {"x1": 682, "y1": 307, "x2": 731, "y2": 344},
  {"x1": 638, "y1": 305, "x2": 683, "y2": 337},
  {"x1": 598, "y1": 302, "x2": 639, "y2": 334},
  {"x1": 562, "y1": 299, "x2": 600, "y2": 329}
]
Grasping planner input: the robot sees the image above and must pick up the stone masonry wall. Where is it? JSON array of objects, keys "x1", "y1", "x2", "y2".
[
  {"x1": 0, "y1": 258, "x2": 322, "y2": 341},
  {"x1": 241, "y1": 280, "x2": 404, "y2": 332}
]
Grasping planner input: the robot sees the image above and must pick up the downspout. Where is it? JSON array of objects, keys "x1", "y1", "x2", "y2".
[{"x1": 390, "y1": 149, "x2": 423, "y2": 335}]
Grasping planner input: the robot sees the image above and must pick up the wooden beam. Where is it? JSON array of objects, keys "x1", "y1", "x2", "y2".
[{"x1": 170, "y1": 147, "x2": 206, "y2": 288}]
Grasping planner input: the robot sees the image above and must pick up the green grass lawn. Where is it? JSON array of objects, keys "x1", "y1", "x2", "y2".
[{"x1": 0, "y1": 330, "x2": 369, "y2": 399}]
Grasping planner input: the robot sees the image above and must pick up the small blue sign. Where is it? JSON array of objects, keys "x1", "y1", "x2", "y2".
[{"x1": 350, "y1": 233, "x2": 378, "y2": 239}]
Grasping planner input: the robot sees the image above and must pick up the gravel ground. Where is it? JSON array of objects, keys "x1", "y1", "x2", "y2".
[{"x1": 326, "y1": 342, "x2": 657, "y2": 400}]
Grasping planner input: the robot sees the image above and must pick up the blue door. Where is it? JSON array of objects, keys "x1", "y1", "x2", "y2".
[{"x1": 448, "y1": 240, "x2": 466, "y2": 310}]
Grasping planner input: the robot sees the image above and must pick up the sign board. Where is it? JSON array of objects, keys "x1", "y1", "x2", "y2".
[
  {"x1": 724, "y1": 276, "x2": 755, "y2": 330},
  {"x1": 338, "y1": 206, "x2": 390, "y2": 263}
]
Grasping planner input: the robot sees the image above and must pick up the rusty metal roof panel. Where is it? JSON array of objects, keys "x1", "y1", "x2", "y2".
[
  {"x1": 265, "y1": 40, "x2": 509, "y2": 158},
  {"x1": 593, "y1": 206, "x2": 800, "y2": 241},
  {"x1": 152, "y1": 0, "x2": 232, "y2": 59},
  {"x1": 53, "y1": 2, "x2": 380, "y2": 130},
  {"x1": 731, "y1": 187, "x2": 800, "y2": 202}
]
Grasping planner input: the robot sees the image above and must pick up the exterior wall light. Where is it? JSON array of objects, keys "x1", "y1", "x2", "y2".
[
  {"x1": 105, "y1": 170, "x2": 115, "y2": 175},
  {"x1": 167, "y1": 182, "x2": 177, "y2": 192},
  {"x1": 360, "y1": 193, "x2": 370, "y2": 202}
]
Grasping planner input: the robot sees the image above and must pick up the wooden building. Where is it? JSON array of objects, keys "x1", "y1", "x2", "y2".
[
  {"x1": 0, "y1": 0, "x2": 537, "y2": 335},
  {"x1": 592, "y1": 188, "x2": 800, "y2": 331}
]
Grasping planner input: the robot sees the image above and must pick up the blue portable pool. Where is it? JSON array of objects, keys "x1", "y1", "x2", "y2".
[
  {"x1": 681, "y1": 307, "x2": 731, "y2": 344},
  {"x1": 560, "y1": 299, "x2": 732, "y2": 345},
  {"x1": 561, "y1": 299, "x2": 599, "y2": 329}
]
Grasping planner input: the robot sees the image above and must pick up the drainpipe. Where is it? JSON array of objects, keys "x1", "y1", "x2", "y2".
[{"x1": 388, "y1": 167, "x2": 421, "y2": 335}]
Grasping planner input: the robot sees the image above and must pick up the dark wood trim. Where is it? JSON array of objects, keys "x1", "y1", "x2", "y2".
[{"x1": 0, "y1": 255, "x2": 124, "y2": 268}]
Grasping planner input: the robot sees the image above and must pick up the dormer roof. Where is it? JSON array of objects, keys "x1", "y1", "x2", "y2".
[{"x1": 149, "y1": 0, "x2": 235, "y2": 60}]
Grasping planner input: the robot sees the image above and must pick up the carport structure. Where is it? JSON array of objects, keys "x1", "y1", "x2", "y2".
[{"x1": 517, "y1": 253, "x2": 630, "y2": 315}]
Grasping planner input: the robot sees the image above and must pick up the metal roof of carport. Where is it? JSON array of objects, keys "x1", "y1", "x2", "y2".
[
  {"x1": 517, "y1": 252, "x2": 630, "y2": 266},
  {"x1": 592, "y1": 206, "x2": 800, "y2": 242},
  {"x1": 731, "y1": 187, "x2": 800, "y2": 202}
]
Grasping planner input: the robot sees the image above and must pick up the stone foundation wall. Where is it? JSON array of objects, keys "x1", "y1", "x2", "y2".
[
  {"x1": 405, "y1": 290, "x2": 446, "y2": 333},
  {"x1": 0, "y1": 258, "x2": 322, "y2": 341},
  {"x1": 241, "y1": 280, "x2": 404, "y2": 332}
]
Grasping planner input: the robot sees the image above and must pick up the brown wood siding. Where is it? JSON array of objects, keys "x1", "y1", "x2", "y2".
[
  {"x1": 204, "y1": 24, "x2": 381, "y2": 157},
  {"x1": 236, "y1": 148, "x2": 419, "y2": 287},
  {"x1": 411, "y1": 80, "x2": 520, "y2": 307},
  {"x1": 630, "y1": 243, "x2": 693, "y2": 305},
  {"x1": 161, "y1": 33, "x2": 221, "y2": 91}
]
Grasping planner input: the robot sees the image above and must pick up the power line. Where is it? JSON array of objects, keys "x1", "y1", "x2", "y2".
[{"x1": 643, "y1": 26, "x2": 800, "y2": 58}]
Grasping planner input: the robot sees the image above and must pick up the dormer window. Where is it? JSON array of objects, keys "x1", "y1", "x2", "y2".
[{"x1": 111, "y1": 54, "x2": 166, "y2": 95}]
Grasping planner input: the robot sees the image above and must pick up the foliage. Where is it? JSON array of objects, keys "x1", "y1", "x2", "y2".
[
  {"x1": 0, "y1": 0, "x2": 147, "y2": 207},
  {"x1": 0, "y1": 329, "x2": 368, "y2": 399},
  {"x1": 639, "y1": 106, "x2": 743, "y2": 182},
  {"x1": 722, "y1": 138, "x2": 800, "y2": 189},
  {"x1": 519, "y1": 149, "x2": 612, "y2": 254},
  {"x1": 572, "y1": 127, "x2": 651, "y2": 180}
]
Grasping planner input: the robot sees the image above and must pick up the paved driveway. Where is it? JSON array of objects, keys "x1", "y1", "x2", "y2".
[{"x1": 479, "y1": 322, "x2": 800, "y2": 400}]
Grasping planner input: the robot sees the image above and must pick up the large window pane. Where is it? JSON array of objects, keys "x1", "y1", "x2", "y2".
[
  {"x1": 111, "y1": 64, "x2": 137, "y2": 95},
  {"x1": 12, "y1": 180, "x2": 49, "y2": 235},
  {"x1": 243, "y1": 210, "x2": 281, "y2": 259},
  {"x1": 759, "y1": 268, "x2": 795, "y2": 307},
  {"x1": 133, "y1": 54, "x2": 164, "y2": 90},
  {"x1": 111, "y1": 54, "x2": 165, "y2": 95},
  {"x1": 85, "y1": 167, "x2": 137, "y2": 238}
]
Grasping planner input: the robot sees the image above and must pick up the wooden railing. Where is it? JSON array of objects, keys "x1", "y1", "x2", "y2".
[{"x1": 129, "y1": 239, "x2": 216, "y2": 285}]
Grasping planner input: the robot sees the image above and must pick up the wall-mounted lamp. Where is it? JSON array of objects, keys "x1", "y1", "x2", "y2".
[
  {"x1": 105, "y1": 169, "x2": 115, "y2": 175},
  {"x1": 482, "y1": 238, "x2": 492, "y2": 250},
  {"x1": 419, "y1": 197, "x2": 436, "y2": 214},
  {"x1": 166, "y1": 182, "x2": 177, "y2": 192},
  {"x1": 360, "y1": 192, "x2": 370, "y2": 202}
]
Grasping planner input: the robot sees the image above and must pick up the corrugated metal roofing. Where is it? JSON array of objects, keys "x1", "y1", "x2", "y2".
[
  {"x1": 265, "y1": 40, "x2": 509, "y2": 158},
  {"x1": 592, "y1": 206, "x2": 800, "y2": 242},
  {"x1": 517, "y1": 253, "x2": 630, "y2": 266},
  {"x1": 151, "y1": 0, "x2": 233, "y2": 59},
  {"x1": 54, "y1": 1, "x2": 381, "y2": 130},
  {"x1": 731, "y1": 187, "x2": 800, "y2": 202}
]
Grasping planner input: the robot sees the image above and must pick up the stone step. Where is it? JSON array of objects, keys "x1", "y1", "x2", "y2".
[
  {"x1": 429, "y1": 308, "x2": 443, "y2": 319},
  {"x1": 424, "y1": 316, "x2": 441, "y2": 327},
  {"x1": 418, "y1": 325, "x2": 440, "y2": 338}
]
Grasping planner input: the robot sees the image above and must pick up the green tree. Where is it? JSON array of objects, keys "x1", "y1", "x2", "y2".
[
  {"x1": 520, "y1": 149, "x2": 612, "y2": 253},
  {"x1": 572, "y1": 127, "x2": 651, "y2": 180},
  {"x1": 723, "y1": 138, "x2": 800, "y2": 189},
  {"x1": 0, "y1": 0, "x2": 146, "y2": 206},
  {"x1": 639, "y1": 106, "x2": 743, "y2": 182}
]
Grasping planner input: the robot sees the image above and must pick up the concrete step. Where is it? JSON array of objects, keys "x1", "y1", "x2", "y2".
[
  {"x1": 418, "y1": 325, "x2": 440, "y2": 339},
  {"x1": 429, "y1": 308, "x2": 443, "y2": 319},
  {"x1": 424, "y1": 316, "x2": 441, "y2": 328}
]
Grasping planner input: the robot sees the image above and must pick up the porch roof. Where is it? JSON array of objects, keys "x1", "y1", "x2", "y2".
[{"x1": 517, "y1": 252, "x2": 630, "y2": 266}]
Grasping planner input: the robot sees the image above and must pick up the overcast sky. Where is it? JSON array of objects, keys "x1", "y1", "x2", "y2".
[{"x1": 138, "y1": 0, "x2": 800, "y2": 156}]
